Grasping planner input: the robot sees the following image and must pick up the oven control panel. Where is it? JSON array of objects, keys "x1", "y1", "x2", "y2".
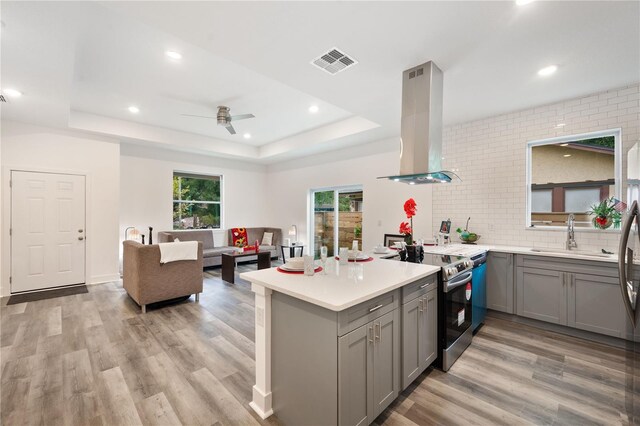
[{"x1": 443, "y1": 258, "x2": 473, "y2": 280}]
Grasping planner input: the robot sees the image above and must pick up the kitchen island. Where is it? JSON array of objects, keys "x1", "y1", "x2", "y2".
[{"x1": 240, "y1": 257, "x2": 440, "y2": 425}]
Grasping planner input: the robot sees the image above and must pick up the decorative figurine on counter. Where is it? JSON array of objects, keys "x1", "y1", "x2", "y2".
[{"x1": 148, "y1": 226, "x2": 153, "y2": 245}]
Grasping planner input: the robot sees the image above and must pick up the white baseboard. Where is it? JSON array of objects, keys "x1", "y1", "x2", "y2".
[{"x1": 89, "y1": 273, "x2": 121, "y2": 284}]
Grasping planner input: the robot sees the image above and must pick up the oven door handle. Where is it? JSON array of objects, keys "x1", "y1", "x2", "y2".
[{"x1": 444, "y1": 271, "x2": 473, "y2": 293}]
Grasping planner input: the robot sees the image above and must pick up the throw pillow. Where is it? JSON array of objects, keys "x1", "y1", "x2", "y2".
[
  {"x1": 231, "y1": 227, "x2": 248, "y2": 247},
  {"x1": 262, "y1": 232, "x2": 273, "y2": 246}
]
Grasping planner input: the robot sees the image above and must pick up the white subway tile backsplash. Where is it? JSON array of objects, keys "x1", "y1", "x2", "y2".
[{"x1": 433, "y1": 83, "x2": 640, "y2": 252}]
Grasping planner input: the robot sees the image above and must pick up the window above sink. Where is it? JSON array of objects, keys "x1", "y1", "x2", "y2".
[{"x1": 526, "y1": 129, "x2": 622, "y2": 230}]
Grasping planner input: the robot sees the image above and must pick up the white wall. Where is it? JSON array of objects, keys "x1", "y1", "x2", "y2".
[
  {"x1": 266, "y1": 138, "x2": 433, "y2": 255},
  {"x1": 432, "y1": 84, "x2": 640, "y2": 252},
  {"x1": 119, "y1": 144, "x2": 269, "y2": 255},
  {"x1": 1, "y1": 121, "x2": 121, "y2": 296}
]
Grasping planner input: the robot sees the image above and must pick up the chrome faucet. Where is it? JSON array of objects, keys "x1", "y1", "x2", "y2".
[{"x1": 566, "y1": 214, "x2": 578, "y2": 250}]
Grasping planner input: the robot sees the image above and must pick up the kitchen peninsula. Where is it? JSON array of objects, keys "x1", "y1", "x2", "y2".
[{"x1": 240, "y1": 257, "x2": 440, "y2": 425}]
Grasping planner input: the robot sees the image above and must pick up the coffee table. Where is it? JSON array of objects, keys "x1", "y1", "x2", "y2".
[{"x1": 221, "y1": 250, "x2": 271, "y2": 284}]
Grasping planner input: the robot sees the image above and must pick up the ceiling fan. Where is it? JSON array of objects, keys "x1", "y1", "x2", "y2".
[{"x1": 182, "y1": 105, "x2": 255, "y2": 135}]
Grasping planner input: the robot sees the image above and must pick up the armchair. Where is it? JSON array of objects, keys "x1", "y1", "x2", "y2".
[{"x1": 122, "y1": 240, "x2": 204, "y2": 313}]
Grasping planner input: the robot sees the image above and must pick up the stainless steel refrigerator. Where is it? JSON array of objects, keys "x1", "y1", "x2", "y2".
[{"x1": 618, "y1": 142, "x2": 640, "y2": 424}]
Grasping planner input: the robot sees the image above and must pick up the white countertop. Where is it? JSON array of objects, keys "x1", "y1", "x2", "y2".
[
  {"x1": 240, "y1": 257, "x2": 439, "y2": 312},
  {"x1": 380, "y1": 243, "x2": 617, "y2": 263},
  {"x1": 483, "y1": 244, "x2": 618, "y2": 263},
  {"x1": 421, "y1": 242, "x2": 617, "y2": 263}
]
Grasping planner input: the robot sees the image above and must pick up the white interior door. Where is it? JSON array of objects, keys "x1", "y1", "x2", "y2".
[{"x1": 11, "y1": 171, "x2": 86, "y2": 293}]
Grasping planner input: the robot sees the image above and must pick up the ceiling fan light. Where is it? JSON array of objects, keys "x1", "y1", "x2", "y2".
[{"x1": 3, "y1": 88, "x2": 22, "y2": 98}]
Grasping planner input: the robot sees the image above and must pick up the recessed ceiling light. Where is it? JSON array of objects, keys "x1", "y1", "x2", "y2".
[
  {"x1": 538, "y1": 65, "x2": 558, "y2": 76},
  {"x1": 563, "y1": 154, "x2": 572, "y2": 157},
  {"x1": 309, "y1": 105, "x2": 319, "y2": 113},
  {"x1": 560, "y1": 143, "x2": 569, "y2": 147},
  {"x1": 3, "y1": 88, "x2": 22, "y2": 98},
  {"x1": 515, "y1": 0, "x2": 535, "y2": 5},
  {"x1": 165, "y1": 51, "x2": 182, "y2": 60},
  {"x1": 128, "y1": 105, "x2": 140, "y2": 114},
  {"x1": 243, "y1": 133, "x2": 251, "y2": 139}
]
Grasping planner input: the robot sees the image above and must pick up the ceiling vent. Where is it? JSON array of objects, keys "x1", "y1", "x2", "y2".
[
  {"x1": 311, "y1": 47, "x2": 358, "y2": 75},
  {"x1": 0, "y1": 94, "x2": 6, "y2": 103}
]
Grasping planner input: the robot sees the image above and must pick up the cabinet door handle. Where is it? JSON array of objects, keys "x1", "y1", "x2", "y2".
[
  {"x1": 419, "y1": 282, "x2": 429, "y2": 289},
  {"x1": 375, "y1": 322, "x2": 381, "y2": 343},
  {"x1": 369, "y1": 304, "x2": 384, "y2": 313},
  {"x1": 368, "y1": 326, "x2": 373, "y2": 344}
]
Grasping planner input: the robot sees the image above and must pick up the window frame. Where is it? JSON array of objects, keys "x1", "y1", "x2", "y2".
[
  {"x1": 172, "y1": 171, "x2": 223, "y2": 230},
  {"x1": 525, "y1": 128, "x2": 622, "y2": 231}
]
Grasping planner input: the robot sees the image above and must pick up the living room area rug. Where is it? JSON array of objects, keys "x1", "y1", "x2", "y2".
[{"x1": 6, "y1": 284, "x2": 88, "y2": 305}]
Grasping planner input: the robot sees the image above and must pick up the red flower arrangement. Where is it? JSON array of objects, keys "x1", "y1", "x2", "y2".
[
  {"x1": 404, "y1": 198, "x2": 417, "y2": 218},
  {"x1": 399, "y1": 198, "x2": 417, "y2": 244},
  {"x1": 399, "y1": 221, "x2": 412, "y2": 236}
]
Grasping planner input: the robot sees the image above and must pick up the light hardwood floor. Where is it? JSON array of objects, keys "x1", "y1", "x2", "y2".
[{"x1": 1, "y1": 263, "x2": 633, "y2": 425}]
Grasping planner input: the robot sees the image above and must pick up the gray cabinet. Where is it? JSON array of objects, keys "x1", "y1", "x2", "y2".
[
  {"x1": 486, "y1": 252, "x2": 514, "y2": 313},
  {"x1": 516, "y1": 267, "x2": 567, "y2": 324},
  {"x1": 338, "y1": 310, "x2": 400, "y2": 424},
  {"x1": 270, "y1": 274, "x2": 439, "y2": 425},
  {"x1": 514, "y1": 255, "x2": 627, "y2": 339},
  {"x1": 401, "y1": 288, "x2": 437, "y2": 389},
  {"x1": 372, "y1": 310, "x2": 400, "y2": 419},
  {"x1": 338, "y1": 322, "x2": 371, "y2": 426},
  {"x1": 569, "y1": 273, "x2": 628, "y2": 339}
]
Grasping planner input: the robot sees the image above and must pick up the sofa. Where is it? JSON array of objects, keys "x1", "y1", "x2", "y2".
[
  {"x1": 122, "y1": 240, "x2": 203, "y2": 313},
  {"x1": 227, "y1": 227, "x2": 282, "y2": 260},
  {"x1": 157, "y1": 230, "x2": 236, "y2": 267}
]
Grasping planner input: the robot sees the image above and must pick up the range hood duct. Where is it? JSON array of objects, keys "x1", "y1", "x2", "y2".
[{"x1": 379, "y1": 61, "x2": 459, "y2": 184}]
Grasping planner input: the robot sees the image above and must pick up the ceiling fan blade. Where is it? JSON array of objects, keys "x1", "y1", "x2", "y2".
[
  {"x1": 226, "y1": 124, "x2": 237, "y2": 135},
  {"x1": 229, "y1": 113, "x2": 255, "y2": 121},
  {"x1": 181, "y1": 114, "x2": 217, "y2": 119}
]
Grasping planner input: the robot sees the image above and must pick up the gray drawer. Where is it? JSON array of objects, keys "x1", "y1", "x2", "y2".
[
  {"x1": 337, "y1": 290, "x2": 399, "y2": 336},
  {"x1": 402, "y1": 274, "x2": 437, "y2": 304},
  {"x1": 516, "y1": 255, "x2": 617, "y2": 278}
]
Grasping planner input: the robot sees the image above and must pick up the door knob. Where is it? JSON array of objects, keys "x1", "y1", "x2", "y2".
[
  {"x1": 78, "y1": 229, "x2": 84, "y2": 233},
  {"x1": 78, "y1": 236, "x2": 84, "y2": 241}
]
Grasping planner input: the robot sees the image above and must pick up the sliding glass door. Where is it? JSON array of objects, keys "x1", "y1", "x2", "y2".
[{"x1": 310, "y1": 186, "x2": 363, "y2": 258}]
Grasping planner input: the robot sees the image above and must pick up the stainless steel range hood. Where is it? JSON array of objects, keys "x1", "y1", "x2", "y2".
[{"x1": 379, "y1": 61, "x2": 459, "y2": 184}]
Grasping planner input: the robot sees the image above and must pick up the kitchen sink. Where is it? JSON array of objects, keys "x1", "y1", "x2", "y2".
[{"x1": 529, "y1": 248, "x2": 614, "y2": 258}]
